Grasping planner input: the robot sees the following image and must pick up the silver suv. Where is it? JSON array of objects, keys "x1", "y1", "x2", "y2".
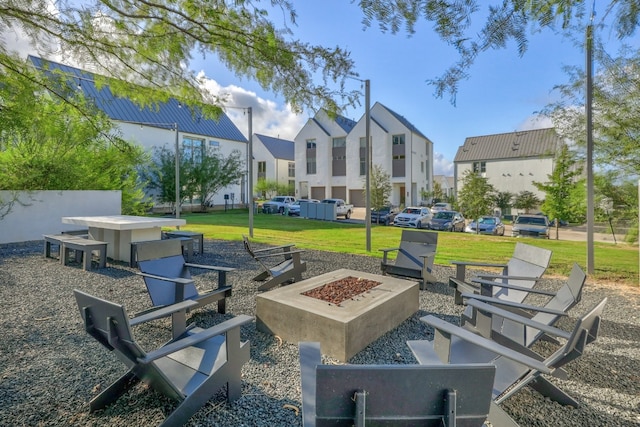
[
  {"x1": 511, "y1": 214, "x2": 550, "y2": 238},
  {"x1": 262, "y1": 196, "x2": 296, "y2": 214}
]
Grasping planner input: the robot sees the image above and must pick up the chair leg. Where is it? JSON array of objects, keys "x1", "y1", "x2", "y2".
[{"x1": 89, "y1": 370, "x2": 139, "y2": 412}]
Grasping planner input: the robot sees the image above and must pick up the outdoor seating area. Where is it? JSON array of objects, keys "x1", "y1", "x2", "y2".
[{"x1": 1, "y1": 238, "x2": 638, "y2": 427}]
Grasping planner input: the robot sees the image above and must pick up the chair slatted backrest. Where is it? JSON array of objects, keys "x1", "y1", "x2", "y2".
[
  {"x1": 492, "y1": 298, "x2": 607, "y2": 400},
  {"x1": 394, "y1": 230, "x2": 438, "y2": 271},
  {"x1": 242, "y1": 235, "x2": 271, "y2": 271},
  {"x1": 313, "y1": 363, "x2": 495, "y2": 427},
  {"x1": 136, "y1": 239, "x2": 199, "y2": 306},
  {"x1": 74, "y1": 289, "x2": 146, "y2": 366},
  {"x1": 491, "y1": 243, "x2": 552, "y2": 301},
  {"x1": 501, "y1": 263, "x2": 586, "y2": 346}
]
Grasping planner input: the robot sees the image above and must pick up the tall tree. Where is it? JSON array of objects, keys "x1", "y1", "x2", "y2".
[
  {"x1": 545, "y1": 46, "x2": 640, "y2": 176},
  {"x1": 191, "y1": 149, "x2": 245, "y2": 210},
  {"x1": 512, "y1": 190, "x2": 541, "y2": 213},
  {"x1": 0, "y1": 69, "x2": 149, "y2": 214},
  {"x1": 359, "y1": 1, "x2": 640, "y2": 102},
  {"x1": 366, "y1": 164, "x2": 393, "y2": 213},
  {"x1": 493, "y1": 191, "x2": 513, "y2": 217},
  {"x1": 456, "y1": 169, "x2": 495, "y2": 230},
  {"x1": 533, "y1": 144, "x2": 583, "y2": 230}
]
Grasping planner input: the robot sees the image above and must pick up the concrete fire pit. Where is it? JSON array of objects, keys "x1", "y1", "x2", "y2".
[{"x1": 256, "y1": 268, "x2": 419, "y2": 361}]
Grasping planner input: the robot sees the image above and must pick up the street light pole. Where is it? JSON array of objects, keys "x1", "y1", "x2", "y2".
[
  {"x1": 174, "y1": 122, "x2": 181, "y2": 219},
  {"x1": 247, "y1": 107, "x2": 254, "y2": 237},
  {"x1": 586, "y1": 18, "x2": 595, "y2": 274},
  {"x1": 365, "y1": 79, "x2": 371, "y2": 252}
]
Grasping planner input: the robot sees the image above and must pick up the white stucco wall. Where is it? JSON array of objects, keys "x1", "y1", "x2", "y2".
[
  {"x1": 117, "y1": 122, "x2": 248, "y2": 207},
  {"x1": 0, "y1": 190, "x2": 121, "y2": 244}
]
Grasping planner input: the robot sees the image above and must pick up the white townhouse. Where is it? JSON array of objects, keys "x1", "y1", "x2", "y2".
[
  {"x1": 294, "y1": 104, "x2": 434, "y2": 207},
  {"x1": 253, "y1": 134, "x2": 295, "y2": 191},
  {"x1": 28, "y1": 56, "x2": 249, "y2": 208},
  {"x1": 433, "y1": 174, "x2": 456, "y2": 199},
  {"x1": 454, "y1": 128, "x2": 562, "y2": 212}
]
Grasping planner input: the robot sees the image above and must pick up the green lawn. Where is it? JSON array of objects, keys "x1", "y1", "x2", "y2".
[{"x1": 175, "y1": 209, "x2": 639, "y2": 286}]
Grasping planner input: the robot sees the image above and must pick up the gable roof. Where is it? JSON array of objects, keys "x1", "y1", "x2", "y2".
[
  {"x1": 255, "y1": 134, "x2": 294, "y2": 160},
  {"x1": 28, "y1": 56, "x2": 247, "y2": 143},
  {"x1": 334, "y1": 114, "x2": 357, "y2": 134},
  {"x1": 454, "y1": 128, "x2": 560, "y2": 162},
  {"x1": 377, "y1": 103, "x2": 429, "y2": 140}
]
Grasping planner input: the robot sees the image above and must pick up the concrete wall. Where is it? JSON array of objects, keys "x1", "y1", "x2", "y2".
[{"x1": 0, "y1": 190, "x2": 121, "y2": 244}]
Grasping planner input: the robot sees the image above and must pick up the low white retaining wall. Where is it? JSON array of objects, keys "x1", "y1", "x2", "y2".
[{"x1": 0, "y1": 190, "x2": 121, "y2": 245}]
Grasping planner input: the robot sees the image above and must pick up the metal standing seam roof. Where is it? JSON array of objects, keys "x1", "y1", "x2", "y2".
[
  {"x1": 378, "y1": 103, "x2": 430, "y2": 141},
  {"x1": 28, "y1": 56, "x2": 248, "y2": 143},
  {"x1": 334, "y1": 114, "x2": 357, "y2": 134},
  {"x1": 454, "y1": 128, "x2": 561, "y2": 163},
  {"x1": 255, "y1": 134, "x2": 294, "y2": 161}
]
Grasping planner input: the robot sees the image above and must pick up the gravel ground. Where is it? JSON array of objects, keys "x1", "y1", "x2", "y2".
[{"x1": 1, "y1": 239, "x2": 639, "y2": 426}]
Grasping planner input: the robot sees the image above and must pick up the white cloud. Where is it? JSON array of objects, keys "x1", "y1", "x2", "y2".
[
  {"x1": 516, "y1": 114, "x2": 554, "y2": 130},
  {"x1": 197, "y1": 72, "x2": 305, "y2": 141},
  {"x1": 433, "y1": 152, "x2": 454, "y2": 176}
]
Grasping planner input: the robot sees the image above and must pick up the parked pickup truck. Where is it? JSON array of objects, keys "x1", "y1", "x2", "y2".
[
  {"x1": 320, "y1": 198, "x2": 354, "y2": 219},
  {"x1": 262, "y1": 196, "x2": 296, "y2": 214}
]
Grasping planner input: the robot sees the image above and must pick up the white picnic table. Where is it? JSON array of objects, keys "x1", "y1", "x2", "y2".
[{"x1": 61, "y1": 215, "x2": 186, "y2": 262}]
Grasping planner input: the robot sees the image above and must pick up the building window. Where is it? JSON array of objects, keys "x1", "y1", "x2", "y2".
[
  {"x1": 288, "y1": 162, "x2": 295, "y2": 177},
  {"x1": 257, "y1": 161, "x2": 266, "y2": 180},
  {"x1": 332, "y1": 137, "x2": 346, "y2": 148},
  {"x1": 421, "y1": 161, "x2": 424, "y2": 173},
  {"x1": 392, "y1": 134, "x2": 405, "y2": 145},
  {"x1": 359, "y1": 137, "x2": 366, "y2": 175},
  {"x1": 393, "y1": 155, "x2": 406, "y2": 160},
  {"x1": 306, "y1": 138, "x2": 317, "y2": 175},
  {"x1": 183, "y1": 136, "x2": 204, "y2": 163},
  {"x1": 306, "y1": 158, "x2": 316, "y2": 174},
  {"x1": 209, "y1": 140, "x2": 220, "y2": 148},
  {"x1": 473, "y1": 161, "x2": 486, "y2": 174}
]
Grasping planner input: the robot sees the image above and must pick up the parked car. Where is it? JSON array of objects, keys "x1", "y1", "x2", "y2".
[
  {"x1": 287, "y1": 199, "x2": 319, "y2": 216},
  {"x1": 320, "y1": 198, "x2": 354, "y2": 219},
  {"x1": 370, "y1": 206, "x2": 399, "y2": 225},
  {"x1": 425, "y1": 210, "x2": 466, "y2": 232},
  {"x1": 465, "y1": 216, "x2": 505, "y2": 235},
  {"x1": 430, "y1": 202, "x2": 452, "y2": 214},
  {"x1": 511, "y1": 214, "x2": 550, "y2": 238},
  {"x1": 262, "y1": 196, "x2": 296, "y2": 214},
  {"x1": 393, "y1": 207, "x2": 433, "y2": 229}
]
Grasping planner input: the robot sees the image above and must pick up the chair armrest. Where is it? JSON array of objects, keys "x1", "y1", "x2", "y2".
[
  {"x1": 139, "y1": 314, "x2": 254, "y2": 363},
  {"x1": 419, "y1": 252, "x2": 436, "y2": 260},
  {"x1": 252, "y1": 249, "x2": 305, "y2": 259},
  {"x1": 129, "y1": 300, "x2": 199, "y2": 326},
  {"x1": 470, "y1": 278, "x2": 557, "y2": 296},
  {"x1": 474, "y1": 274, "x2": 546, "y2": 281},
  {"x1": 466, "y1": 299, "x2": 572, "y2": 339},
  {"x1": 184, "y1": 263, "x2": 236, "y2": 273},
  {"x1": 136, "y1": 272, "x2": 194, "y2": 284},
  {"x1": 422, "y1": 315, "x2": 551, "y2": 374},
  {"x1": 379, "y1": 247, "x2": 400, "y2": 253},
  {"x1": 460, "y1": 293, "x2": 569, "y2": 317},
  {"x1": 299, "y1": 342, "x2": 321, "y2": 426},
  {"x1": 251, "y1": 243, "x2": 296, "y2": 253},
  {"x1": 450, "y1": 260, "x2": 507, "y2": 268}
]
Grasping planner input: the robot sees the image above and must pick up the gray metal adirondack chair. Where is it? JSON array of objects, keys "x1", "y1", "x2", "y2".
[
  {"x1": 242, "y1": 235, "x2": 307, "y2": 291},
  {"x1": 74, "y1": 289, "x2": 252, "y2": 427},
  {"x1": 380, "y1": 229, "x2": 438, "y2": 288},
  {"x1": 299, "y1": 341, "x2": 497, "y2": 427},
  {"x1": 461, "y1": 262, "x2": 587, "y2": 349},
  {"x1": 408, "y1": 298, "x2": 607, "y2": 411},
  {"x1": 135, "y1": 239, "x2": 234, "y2": 337},
  {"x1": 449, "y1": 242, "x2": 553, "y2": 305}
]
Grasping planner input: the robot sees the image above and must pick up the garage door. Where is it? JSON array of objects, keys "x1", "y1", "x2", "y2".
[
  {"x1": 331, "y1": 186, "x2": 347, "y2": 200},
  {"x1": 310, "y1": 187, "x2": 325, "y2": 200},
  {"x1": 349, "y1": 190, "x2": 365, "y2": 207}
]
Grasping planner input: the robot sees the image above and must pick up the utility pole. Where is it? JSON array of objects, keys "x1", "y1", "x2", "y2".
[
  {"x1": 174, "y1": 122, "x2": 180, "y2": 219},
  {"x1": 365, "y1": 79, "x2": 371, "y2": 252},
  {"x1": 586, "y1": 14, "x2": 595, "y2": 274},
  {"x1": 248, "y1": 107, "x2": 254, "y2": 237}
]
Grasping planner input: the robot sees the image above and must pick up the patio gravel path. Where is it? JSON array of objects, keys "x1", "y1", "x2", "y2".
[{"x1": 0, "y1": 239, "x2": 639, "y2": 426}]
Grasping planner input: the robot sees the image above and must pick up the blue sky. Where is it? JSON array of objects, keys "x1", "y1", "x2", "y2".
[
  {"x1": 10, "y1": 2, "x2": 614, "y2": 175},
  {"x1": 191, "y1": 2, "x2": 598, "y2": 176}
]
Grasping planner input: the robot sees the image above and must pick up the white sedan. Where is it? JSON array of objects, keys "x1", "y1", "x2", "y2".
[{"x1": 393, "y1": 207, "x2": 433, "y2": 229}]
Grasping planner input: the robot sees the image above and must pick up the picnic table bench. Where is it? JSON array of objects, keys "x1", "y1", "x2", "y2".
[{"x1": 43, "y1": 234, "x2": 107, "y2": 271}]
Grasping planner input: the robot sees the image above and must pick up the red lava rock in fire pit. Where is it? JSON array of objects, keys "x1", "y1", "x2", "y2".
[{"x1": 301, "y1": 276, "x2": 381, "y2": 305}]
